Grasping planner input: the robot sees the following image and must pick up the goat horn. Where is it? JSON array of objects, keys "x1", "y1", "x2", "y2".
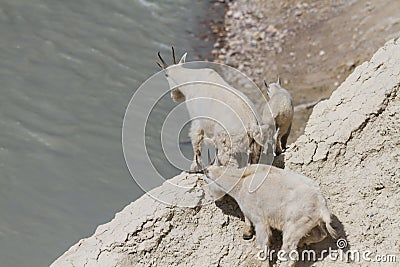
[
  {"x1": 263, "y1": 79, "x2": 268, "y2": 88},
  {"x1": 172, "y1": 47, "x2": 177, "y2": 64},
  {"x1": 156, "y1": 61, "x2": 163, "y2": 70},
  {"x1": 157, "y1": 51, "x2": 168, "y2": 69}
]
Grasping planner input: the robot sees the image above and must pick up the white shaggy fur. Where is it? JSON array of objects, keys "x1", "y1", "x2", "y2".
[
  {"x1": 204, "y1": 164, "x2": 337, "y2": 266},
  {"x1": 161, "y1": 52, "x2": 275, "y2": 170}
]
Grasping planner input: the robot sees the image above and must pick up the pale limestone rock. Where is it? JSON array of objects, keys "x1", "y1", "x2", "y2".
[{"x1": 286, "y1": 36, "x2": 400, "y2": 266}]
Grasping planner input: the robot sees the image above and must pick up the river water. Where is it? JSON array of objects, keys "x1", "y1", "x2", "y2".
[{"x1": 0, "y1": 0, "x2": 217, "y2": 266}]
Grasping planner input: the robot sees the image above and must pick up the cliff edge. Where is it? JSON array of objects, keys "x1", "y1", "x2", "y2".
[{"x1": 52, "y1": 38, "x2": 400, "y2": 266}]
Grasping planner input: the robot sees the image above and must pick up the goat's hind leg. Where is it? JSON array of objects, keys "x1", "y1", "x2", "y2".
[
  {"x1": 298, "y1": 223, "x2": 327, "y2": 248},
  {"x1": 242, "y1": 216, "x2": 255, "y2": 240},
  {"x1": 280, "y1": 123, "x2": 292, "y2": 152},
  {"x1": 275, "y1": 129, "x2": 283, "y2": 155},
  {"x1": 190, "y1": 128, "x2": 205, "y2": 171},
  {"x1": 280, "y1": 219, "x2": 315, "y2": 267}
]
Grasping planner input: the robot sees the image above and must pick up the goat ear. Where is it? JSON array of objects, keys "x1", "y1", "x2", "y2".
[
  {"x1": 179, "y1": 52, "x2": 187, "y2": 64},
  {"x1": 277, "y1": 76, "x2": 281, "y2": 86}
]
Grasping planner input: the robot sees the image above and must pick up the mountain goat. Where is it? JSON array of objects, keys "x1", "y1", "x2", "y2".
[
  {"x1": 157, "y1": 48, "x2": 275, "y2": 170},
  {"x1": 201, "y1": 164, "x2": 337, "y2": 266},
  {"x1": 262, "y1": 79, "x2": 294, "y2": 155}
]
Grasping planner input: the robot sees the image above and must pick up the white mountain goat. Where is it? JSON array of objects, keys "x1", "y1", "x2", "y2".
[
  {"x1": 262, "y1": 79, "x2": 294, "y2": 155},
  {"x1": 201, "y1": 164, "x2": 337, "y2": 266},
  {"x1": 157, "y1": 48, "x2": 275, "y2": 170}
]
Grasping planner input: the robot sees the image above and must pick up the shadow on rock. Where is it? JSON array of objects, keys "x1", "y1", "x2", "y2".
[
  {"x1": 214, "y1": 200, "x2": 348, "y2": 267},
  {"x1": 214, "y1": 194, "x2": 245, "y2": 220},
  {"x1": 296, "y1": 214, "x2": 349, "y2": 267},
  {"x1": 272, "y1": 153, "x2": 285, "y2": 169}
]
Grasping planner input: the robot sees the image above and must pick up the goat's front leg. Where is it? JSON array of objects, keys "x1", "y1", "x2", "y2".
[
  {"x1": 242, "y1": 216, "x2": 255, "y2": 240},
  {"x1": 190, "y1": 129, "x2": 205, "y2": 171},
  {"x1": 250, "y1": 142, "x2": 262, "y2": 164},
  {"x1": 255, "y1": 222, "x2": 272, "y2": 267}
]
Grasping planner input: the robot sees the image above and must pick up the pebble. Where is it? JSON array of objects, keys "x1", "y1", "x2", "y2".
[
  {"x1": 319, "y1": 50, "x2": 326, "y2": 56},
  {"x1": 374, "y1": 183, "x2": 385, "y2": 191},
  {"x1": 346, "y1": 61, "x2": 356, "y2": 70},
  {"x1": 253, "y1": 32, "x2": 262, "y2": 41},
  {"x1": 145, "y1": 231, "x2": 154, "y2": 239},
  {"x1": 295, "y1": 10, "x2": 302, "y2": 16},
  {"x1": 266, "y1": 24, "x2": 277, "y2": 33},
  {"x1": 233, "y1": 11, "x2": 241, "y2": 19}
]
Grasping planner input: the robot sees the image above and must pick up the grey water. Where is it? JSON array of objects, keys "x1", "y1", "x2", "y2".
[{"x1": 0, "y1": 0, "x2": 216, "y2": 266}]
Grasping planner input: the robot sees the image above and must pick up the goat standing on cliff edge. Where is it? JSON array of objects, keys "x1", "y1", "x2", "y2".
[{"x1": 157, "y1": 48, "x2": 275, "y2": 171}]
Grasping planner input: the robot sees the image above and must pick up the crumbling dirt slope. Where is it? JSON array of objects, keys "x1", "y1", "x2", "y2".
[{"x1": 215, "y1": 0, "x2": 400, "y2": 143}]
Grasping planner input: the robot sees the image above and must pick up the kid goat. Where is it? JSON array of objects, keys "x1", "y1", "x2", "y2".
[
  {"x1": 202, "y1": 164, "x2": 337, "y2": 267},
  {"x1": 262, "y1": 79, "x2": 294, "y2": 155}
]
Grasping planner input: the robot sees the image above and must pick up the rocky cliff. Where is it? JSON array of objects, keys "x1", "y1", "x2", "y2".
[
  {"x1": 52, "y1": 37, "x2": 400, "y2": 267},
  {"x1": 285, "y1": 36, "x2": 400, "y2": 265}
]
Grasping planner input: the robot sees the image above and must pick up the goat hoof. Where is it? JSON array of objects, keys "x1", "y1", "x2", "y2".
[
  {"x1": 243, "y1": 233, "x2": 254, "y2": 240},
  {"x1": 190, "y1": 162, "x2": 201, "y2": 172}
]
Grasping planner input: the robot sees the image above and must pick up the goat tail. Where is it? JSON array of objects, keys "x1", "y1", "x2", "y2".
[{"x1": 321, "y1": 208, "x2": 338, "y2": 239}]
